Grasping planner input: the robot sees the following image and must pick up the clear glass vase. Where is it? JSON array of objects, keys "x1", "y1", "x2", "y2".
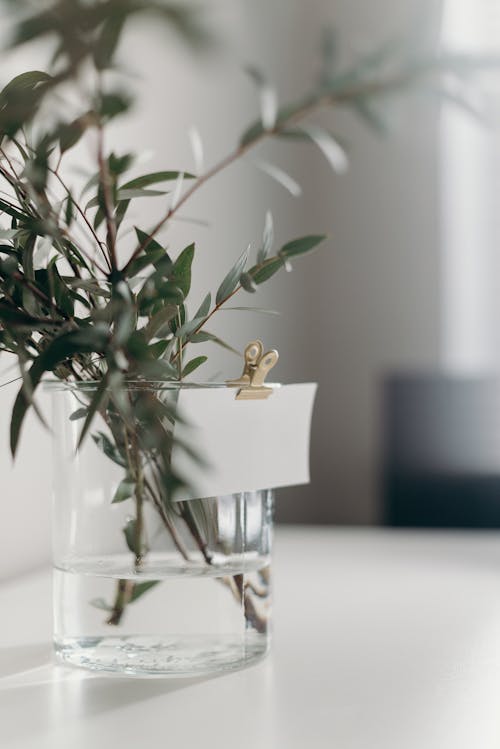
[{"x1": 49, "y1": 382, "x2": 274, "y2": 677}]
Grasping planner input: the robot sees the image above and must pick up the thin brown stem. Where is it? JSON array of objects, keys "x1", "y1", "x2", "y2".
[
  {"x1": 133, "y1": 452, "x2": 145, "y2": 570},
  {"x1": 143, "y1": 475, "x2": 191, "y2": 562},
  {"x1": 178, "y1": 501, "x2": 213, "y2": 564},
  {"x1": 121, "y1": 93, "x2": 330, "y2": 275},
  {"x1": 106, "y1": 579, "x2": 135, "y2": 626},
  {"x1": 122, "y1": 69, "x2": 428, "y2": 277}
]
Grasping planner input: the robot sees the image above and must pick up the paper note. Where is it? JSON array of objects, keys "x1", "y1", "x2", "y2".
[{"x1": 171, "y1": 383, "x2": 317, "y2": 501}]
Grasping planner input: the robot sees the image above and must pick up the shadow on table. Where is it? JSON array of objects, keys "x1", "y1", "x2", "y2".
[{"x1": 0, "y1": 643, "x2": 224, "y2": 745}]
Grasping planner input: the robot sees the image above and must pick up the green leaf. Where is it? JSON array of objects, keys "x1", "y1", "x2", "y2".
[
  {"x1": 319, "y1": 26, "x2": 339, "y2": 87},
  {"x1": 93, "y1": 206, "x2": 105, "y2": 230},
  {"x1": 77, "y1": 374, "x2": 109, "y2": 449},
  {"x1": 257, "y1": 211, "x2": 274, "y2": 263},
  {"x1": 69, "y1": 408, "x2": 87, "y2": 421},
  {"x1": 108, "y1": 152, "x2": 134, "y2": 176},
  {"x1": 121, "y1": 171, "x2": 195, "y2": 190},
  {"x1": 80, "y1": 173, "x2": 100, "y2": 198},
  {"x1": 92, "y1": 431, "x2": 126, "y2": 467},
  {"x1": 193, "y1": 292, "x2": 211, "y2": 319},
  {"x1": 182, "y1": 355, "x2": 208, "y2": 378},
  {"x1": 144, "y1": 304, "x2": 178, "y2": 340},
  {"x1": 59, "y1": 112, "x2": 97, "y2": 154},
  {"x1": 136, "y1": 358, "x2": 177, "y2": 380},
  {"x1": 22, "y1": 234, "x2": 36, "y2": 281},
  {"x1": 65, "y1": 193, "x2": 74, "y2": 226},
  {"x1": 0, "y1": 301, "x2": 61, "y2": 331},
  {"x1": 112, "y1": 478, "x2": 135, "y2": 504},
  {"x1": 65, "y1": 279, "x2": 111, "y2": 298},
  {"x1": 134, "y1": 227, "x2": 163, "y2": 253},
  {"x1": 149, "y1": 339, "x2": 169, "y2": 358},
  {"x1": 130, "y1": 581, "x2": 160, "y2": 603},
  {"x1": 126, "y1": 247, "x2": 165, "y2": 278},
  {"x1": 11, "y1": 138, "x2": 28, "y2": 160},
  {"x1": 248, "y1": 257, "x2": 284, "y2": 285},
  {"x1": 239, "y1": 95, "x2": 316, "y2": 147},
  {"x1": 93, "y1": 14, "x2": 127, "y2": 70},
  {"x1": 10, "y1": 328, "x2": 109, "y2": 456},
  {"x1": 90, "y1": 597, "x2": 113, "y2": 612},
  {"x1": 0, "y1": 71, "x2": 51, "y2": 109},
  {"x1": 300, "y1": 125, "x2": 349, "y2": 173},
  {"x1": 175, "y1": 316, "x2": 206, "y2": 339},
  {"x1": 156, "y1": 282, "x2": 183, "y2": 304},
  {"x1": 0, "y1": 71, "x2": 52, "y2": 135},
  {"x1": 48, "y1": 262, "x2": 74, "y2": 316},
  {"x1": 117, "y1": 188, "x2": 167, "y2": 201},
  {"x1": 123, "y1": 517, "x2": 139, "y2": 555},
  {"x1": 113, "y1": 282, "x2": 136, "y2": 346},
  {"x1": 255, "y1": 160, "x2": 302, "y2": 196},
  {"x1": 190, "y1": 331, "x2": 241, "y2": 356},
  {"x1": 239, "y1": 271, "x2": 257, "y2": 293},
  {"x1": 172, "y1": 243, "x2": 195, "y2": 297},
  {"x1": 98, "y1": 91, "x2": 131, "y2": 121},
  {"x1": 279, "y1": 235, "x2": 326, "y2": 258},
  {"x1": 216, "y1": 246, "x2": 248, "y2": 305},
  {"x1": 0, "y1": 201, "x2": 27, "y2": 222},
  {"x1": 351, "y1": 99, "x2": 389, "y2": 136}
]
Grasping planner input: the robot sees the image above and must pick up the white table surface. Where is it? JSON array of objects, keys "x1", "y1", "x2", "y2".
[{"x1": 3, "y1": 526, "x2": 500, "y2": 749}]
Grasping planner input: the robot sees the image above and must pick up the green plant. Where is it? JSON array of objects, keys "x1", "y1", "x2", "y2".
[{"x1": 0, "y1": 1, "x2": 495, "y2": 624}]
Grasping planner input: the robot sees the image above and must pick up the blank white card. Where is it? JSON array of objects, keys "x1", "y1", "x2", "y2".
[{"x1": 171, "y1": 383, "x2": 317, "y2": 501}]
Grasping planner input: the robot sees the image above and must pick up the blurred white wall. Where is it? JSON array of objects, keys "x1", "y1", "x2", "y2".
[
  {"x1": 440, "y1": 0, "x2": 500, "y2": 372},
  {"x1": 0, "y1": 0, "x2": 445, "y2": 577}
]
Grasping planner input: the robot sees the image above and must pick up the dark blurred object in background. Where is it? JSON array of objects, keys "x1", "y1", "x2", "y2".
[{"x1": 382, "y1": 375, "x2": 500, "y2": 528}]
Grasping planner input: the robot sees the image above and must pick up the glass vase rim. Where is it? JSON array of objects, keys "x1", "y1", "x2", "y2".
[{"x1": 43, "y1": 378, "x2": 282, "y2": 392}]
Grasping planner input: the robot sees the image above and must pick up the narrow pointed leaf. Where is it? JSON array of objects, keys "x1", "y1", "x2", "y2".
[
  {"x1": 182, "y1": 355, "x2": 208, "y2": 378},
  {"x1": 194, "y1": 292, "x2": 211, "y2": 319},
  {"x1": 121, "y1": 171, "x2": 195, "y2": 190},
  {"x1": 117, "y1": 188, "x2": 167, "y2": 200},
  {"x1": 188, "y1": 126, "x2": 204, "y2": 174},
  {"x1": 10, "y1": 328, "x2": 109, "y2": 456},
  {"x1": 92, "y1": 431, "x2": 126, "y2": 467},
  {"x1": 257, "y1": 210, "x2": 274, "y2": 263},
  {"x1": 189, "y1": 331, "x2": 241, "y2": 356},
  {"x1": 216, "y1": 246, "x2": 248, "y2": 305},
  {"x1": 112, "y1": 478, "x2": 136, "y2": 504},
  {"x1": 77, "y1": 374, "x2": 109, "y2": 449},
  {"x1": 175, "y1": 315, "x2": 206, "y2": 339},
  {"x1": 134, "y1": 227, "x2": 163, "y2": 253},
  {"x1": 172, "y1": 243, "x2": 195, "y2": 297},
  {"x1": 144, "y1": 304, "x2": 178, "y2": 340},
  {"x1": 130, "y1": 581, "x2": 160, "y2": 603},
  {"x1": 254, "y1": 160, "x2": 302, "y2": 196},
  {"x1": 123, "y1": 517, "x2": 139, "y2": 554},
  {"x1": 300, "y1": 125, "x2": 349, "y2": 174},
  {"x1": 149, "y1": 339, "x2": 169, "y2": 358},
  {"x1": 0, "y1": 71, "x2": 51, "y2": 109},
  {"x1": 239, "y1": 272, "x2": 257, "y2": 293},
  {"x1": 248, "y1": 257, "x2": 284, "y2": 285},
  {"x1": 279, "y1": 235, "x2": 326, "y2": 258}
]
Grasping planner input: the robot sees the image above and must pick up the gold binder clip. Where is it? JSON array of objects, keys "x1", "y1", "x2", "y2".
[{"x1": 226, "y1": 340, "x2": 279, "y2": 400}]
